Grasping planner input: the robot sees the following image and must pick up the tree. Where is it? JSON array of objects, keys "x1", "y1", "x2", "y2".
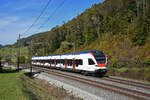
[
  {"x1": 20, "y1": 56, "x2": 26, "y2": 64},
  {"x1": 132, "y1": 16, "x2": 150, "y2": 45},
  {"x1": 0, "y1": 57, "x2": 2, "y2": 72},
  {"x1": 3, "y1": 54, "x2": 12, "y2": 65},
  {"x1": 136, "y1": 0, "x2": 149, "y2": 17}
]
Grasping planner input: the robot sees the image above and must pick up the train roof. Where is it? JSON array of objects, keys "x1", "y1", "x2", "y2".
[
  {"x1": 63, "y1": 50, "x2": 102, "y2": 55},
  {"x1": 32, "y1": 50, "x2": 103, "y2": 58}
]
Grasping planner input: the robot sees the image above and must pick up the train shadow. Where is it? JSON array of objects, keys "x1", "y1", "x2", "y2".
[
  {"x1": 24, "y1": 71, "x2": 41, "y2": 78},
  {"x1": 54, "y1": 68, "x2": 107, "y2": 78}
]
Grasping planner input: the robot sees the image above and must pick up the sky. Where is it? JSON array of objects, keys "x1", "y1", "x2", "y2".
[{"x1": 0, "y1": 0, "x2": 104, "y2": 45}]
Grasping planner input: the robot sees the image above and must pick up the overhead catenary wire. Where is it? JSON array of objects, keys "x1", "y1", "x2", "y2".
[
  {"x1": 17, "y1": 0, "x2": 52, "y2": 70},
  {"x1": 36, "y1": 0, "x2": 66, "y2": 33},
  {"x1": 22, "y1": 0, "x2": 52, "y2": 35}
]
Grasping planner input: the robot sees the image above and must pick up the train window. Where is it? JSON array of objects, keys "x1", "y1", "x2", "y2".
[
  {"x1": 45, "y1": 60, "x2": 49, "y2": 63},
  {"x1": 70, "y1": 59, "x2": 72, "y2": 66},
  {"x1": 56, "y1": 59, "x2": 60, "y2": 64},
  {"x1": 43, "y1": 60, "x2": 45, "y2": 63},
  {"x1": 61, "y1": 59, "x2": 65, "y2": 65},
  {"x1": 44, "y1": 60, "x2": 48, "y2": 63},
  {"x1": 75, "y1": 60, "x2": 78, "y2": 66},
  {"x1": 75, "y1": 59, "x2": 83, "y2": 66},
  {"x1": 67, "y1": 59, "x2": 72, "y2": 66},
  {"x1": 51, "y1": 60, "x2": 54, "y2": 64},
  {"x1": 95, "y1": 56, "x2": 105, "y2": 64},
  {"x1": 88, "y1": 59, "x2": 95, "y2": 65},
  {"x1": 63, "y1": 60, "x2": 64, "y2": 63},
  {"x1": 59, "y1": 59, "x2": 61, "y2": 64},
  {"x1": 67, "y1": 59, "x2": 69, "y2": 65},
  {"x1": 56, "y1": 60, "x2": 58, "y2": 64},
  {"x1": 59, "y1": 59, "x2": 63, "y2": 64},
  {"x1": 72, "y1": 59, "x2": 75, "y2": 65},
  {"x1": 59, "y1": 59, "x2": 61, "y2": 63},
  {"x1": 79, "y1": 59, "x2": 83, "y2": 65}
]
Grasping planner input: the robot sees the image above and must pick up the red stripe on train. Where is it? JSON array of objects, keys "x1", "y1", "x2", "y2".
[
  {"x1": 72, "y1": 60, "x2": 75, "y2": 70},
  {"x1": 65, "y1": 59, "x2": 67, "y2": 68},
  {"x1": 90, "y1": 52, "x2": 106, "y2": 67},
  {"x1": 55, "y1": 59, "x2": 56, "y2": 67}
]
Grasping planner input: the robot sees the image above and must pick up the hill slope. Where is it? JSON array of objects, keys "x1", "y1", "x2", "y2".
[{"x1": 20, "y1": 0, "x2": 150, "y2": 54}]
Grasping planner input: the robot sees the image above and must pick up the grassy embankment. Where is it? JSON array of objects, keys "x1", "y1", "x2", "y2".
[
  {"x1": 0, "y1": 67, "x2": 31, "y2": 100},
  {"x1": 0, "y1": 67, "x2": 81, "y2": 100}
]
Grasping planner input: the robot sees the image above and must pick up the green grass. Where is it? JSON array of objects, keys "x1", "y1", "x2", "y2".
[
  {"x1": 0, "y1": 67, "x2": 81, "y2": 100},
  {"x1": 21, "y1": 73, "x2": 82, "y2": 100},
  {"x1": 0, "y1": 68, "x2": 31, "y2": 100}
]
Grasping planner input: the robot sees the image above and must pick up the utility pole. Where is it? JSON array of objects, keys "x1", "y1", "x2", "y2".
[
  {"x1": 17, "y1": 34, "x2": 21, "y2": 71},
  {"x1": 9, "y1": 48, "x2": 12, "y2": 65},
  {"x1": 27, "y1": 41, "x2": 47, "y2": 73},
  {"x1": 30, "y1": 40, "x2": 32, "y2": 73},
  {"x1": 72, "y1": 42, "x2": 75, "y2": 54}
]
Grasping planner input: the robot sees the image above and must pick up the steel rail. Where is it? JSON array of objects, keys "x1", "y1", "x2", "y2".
[{"x1": 103, "y1": 77, "x2": 150, "y2": 90}]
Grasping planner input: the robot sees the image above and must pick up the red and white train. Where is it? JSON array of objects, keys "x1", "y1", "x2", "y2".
[{"x1": 32, "y1": 50, "x2": 107, "y2": 76}]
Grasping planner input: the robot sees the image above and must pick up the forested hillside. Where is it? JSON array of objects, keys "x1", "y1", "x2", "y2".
[
  {"x1": 24, "y1": 0, "x2": 150, "y2": 54},
  {"x1": 1, "y1": 0, "x2": 150, "y2": 81}
]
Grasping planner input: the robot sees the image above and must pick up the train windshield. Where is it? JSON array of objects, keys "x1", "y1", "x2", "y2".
[{"x1": 92, "y1": 51, "x2": 106, "y2": 64}]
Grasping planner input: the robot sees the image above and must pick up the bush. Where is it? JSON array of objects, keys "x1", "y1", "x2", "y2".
[
  {"x1": 144, "y1": 56, "x2": 150, "y2": 65},
  {"x1": 110, "y1": 56, "x2": 120, "y2": 68}
]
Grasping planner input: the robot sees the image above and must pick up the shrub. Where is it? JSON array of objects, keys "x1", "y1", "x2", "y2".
[
  {"x1": 110, "y1": 56, "x2": 120, "y2": 68},
  {"x1": 144, "y1": 56, "x2": 150, "y2": 65}
]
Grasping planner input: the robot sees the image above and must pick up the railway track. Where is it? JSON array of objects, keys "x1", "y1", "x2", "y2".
[
  {"x1": 27, "y1": 66, "x2": 150, "y2": 100},
  {"x1": 102, "y1": 77, "x2": 150, "y2": 90}
]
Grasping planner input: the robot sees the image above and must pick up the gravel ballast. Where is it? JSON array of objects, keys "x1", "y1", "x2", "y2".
[
  {"x1": 36, "y1": 72, "x2": 104, "y2": 100},
  {"x1": 27, "y1": 69, "x2": 135, "y2": 100}
]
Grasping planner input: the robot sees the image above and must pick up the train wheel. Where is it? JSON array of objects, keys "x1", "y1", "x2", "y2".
[
  {"x1": 92, "y1": 73, "x2": 98, "y2": 77},
  {"x1": 92, "y1": 73, "x2": 105, "y2": 77},
  {"x1": 99, "y1": 72, "x2": 107, "y2": 77},
  {"x1": 99, "y1": 74, "x2": 105, "y2": 77},
  {"x1": 81, "y1": 71, "x2": 88, "y2": 76}
]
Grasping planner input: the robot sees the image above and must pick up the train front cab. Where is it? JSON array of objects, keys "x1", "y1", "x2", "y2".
[{"x1": 85, "y1": 51, "x2": 107, "y2": 75}]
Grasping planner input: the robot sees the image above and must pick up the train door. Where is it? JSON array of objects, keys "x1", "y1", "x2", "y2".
[
  {"x1": 50, "y1": 59, "x2": 51, "y2": 68},
  {"x1": 65, "y1": 59, "x2": 67, "y2": 69},
  {"x1": 88, "y1": 58, "x2": 96, "y2": 71},
  {"x1": 72, "y1": 59, "x2": 75, "y2": 70},
  {"x1": 54, "y1": 59, "x2": 56, "y2": 67},
  {"x1": 40, "y1": 60, "x2": 42, "y2": 66},
  {"x1": 78, "y1": 57, "x2": 85, "y2": 71}
]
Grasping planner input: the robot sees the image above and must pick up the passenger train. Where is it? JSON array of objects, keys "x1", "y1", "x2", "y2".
[{"x1": 32, "y1": 50, "x2": 107, "y2": 76}]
